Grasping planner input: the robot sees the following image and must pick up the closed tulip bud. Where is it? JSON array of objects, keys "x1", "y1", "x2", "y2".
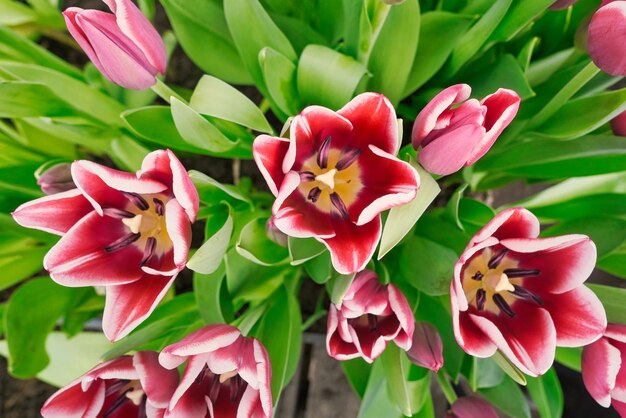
[
  {"x1": 446, "y1": 396, "x2": 499, "y2": 418},
  {"x1": 63, "y1": 0, "x2": 166, "y2": 90},
  {"x1": 406, "y1": 321, "x2": 444, "y2": 372},
  {"x1": 37, "y1": 163, "x2": 75, "y2": 195},
  {"x1": 588, "y1": 1, "x2": 626, "y2": 76},
  {"x1": 611, "y1": 110, "x2": 626, "y2": 136}
]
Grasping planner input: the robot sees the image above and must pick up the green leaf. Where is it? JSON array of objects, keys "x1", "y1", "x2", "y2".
[
  {"x1": 5, "y1": 278, "x2": 76, "y2": 378},
  {"x1": 555, "y1": 347, "x2": 582, "y2": 372},
  {"x1": 170, "y1": 97, "x2": 239, "y2": 153},
  {"x1": 492, "y1": 351, "x2": 527, "y2": 386},
  {"x1": 527, "y1": 368, "x2": 563, "y2": 418},
  {"x1": 517, "y1": 37, "x2": 540, "y2": 73},
  {"x1": 379, "y1": 161, "x2": 440, "y2": 259},
  {"x1": 404, "y1": 11, "x2": 473, "y2": 95},
  {"x1": 471, "y1": 357, "x2": 505, "y2": 390},
  {"x1": 447, "y1": 184, "x2": 469, "y2": 230},
  {"x1": 488, "y1": 0, "x2": 554, "y2": 42},
  {"x1": 187, "y1": 205, "x2": 233, "y2": 274},
  {"x1": 303, "y1": 252, "x2": 332, "y2": 284},
  {"x1": 0, "y1": 247, "x2": 49, "y2": 290},
  {"x1": 342, "y1": 358, "x2": 372, "y2": 398},
  {"x1": 464, "y1": 54, "x2": 534, "y2": 100},
  {"x1": 479, "y1": 375, "x2": 531, "y2": 418},
  {"x1": 160, "y1": 0, "x2": 252, "y2": 84},
  {"x1": 190, "y1": 74, "x2": 273, "y2": 134},
  {"x1": 399, "y1": 237, "x2": 457, "y2": 296},
  {"x1": 0, "y1": 0, "x2": 37, "y2": 26},
  {"x1": 236, "y1": 217, "x2": 289, "y2": 265},
  {"x1": 328, "y1": 273, "x2": 356, "y2": 305},
  {"x1": 189, "y1": 170, "x2": 251, "y2": 205},
  {"x1": 297, "y1": 44, "x2": 368, "y2": 109},
  {"x1": 381, "y1": 343, "x2": 430, "y2": 416},
  {"x1": 194, "y1": 263, "x2": 229, "y2": 325},
  {"x1": 588, "y1": 284, "x2": 626, "y2": 324},
  {"x1": 259, "y1": 47, "x2": 300, "y2": 116},
  {"x1": 288, "y1": 236, "x2": 326, "y2": 265},
  {"x1": 367, "y1": 0, "x2": 419, "y2": 104},
  {"x1": 357, "y1": 360, "x2": 403, "y2": 418},
  {"x1": 225, "y1": 250, "x2": 287, "y2": 304},
  {"x1": 110, "y1": 136, "x2": 150, "y2": 171},
  {"x1": 0, "y1": 81, "x2": 77, "y2": 118},
  {"x1": 543, "y1": 217, "x2": 626, "y2": 257},
  {"x1": 528, "y1": 194, "x2": 626, "y2": 222}
]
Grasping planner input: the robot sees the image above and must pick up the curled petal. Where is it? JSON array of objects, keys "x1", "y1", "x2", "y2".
[
  {"x1": 582, "y1": 338, "x2": 622, "y2": 407},
  {"x1": 159, "y1": 325, "x2": 241, "y2": 369},
  {"x1": 468, "y1": 207, "x2": 540, "y2": 248},
  {"x1": 326, "y1": 306, "x2": 360, "y2": 361},
  {"x1": 134, "y1": 351, "x2": 179, "y2": 409},
  {"x1": 451, "y1": 283, "x2": 498, "y2": 358},
  {"x1": 41, "y1": 379, "x2": 105, "y2": 418},
  {"x1": 321, "y1": 216, "x2": 381, "y2": 275},
  {"x1": 418, "y1": 123, "x2": 485, "y2": 176},
  {"x1": 253, "y1": 135, "x2": 290, "y2": 196},
  {"x1": 164, "y1": 199, "x2": 192, "y2": 270}
]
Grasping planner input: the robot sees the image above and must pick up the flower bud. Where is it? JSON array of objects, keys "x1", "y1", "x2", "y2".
[
  {"x1": 36, "y1": 163, "x2": 75, "y2": 195},
  {"x1": 446, "y1": 396, "x2": 499, "y2": 418},
  {"x1": 266, "y1": 216, "x2": 288, "y2": 247},
  {"x1": 611, "y1": 110, "x2": 626, "y2": 136},
  {"x1": 406, "y1": 321, "x2": 444, "y2": 372},
  {"x1": 588, "y1": 1, "x2": 626, "y2": 76}
]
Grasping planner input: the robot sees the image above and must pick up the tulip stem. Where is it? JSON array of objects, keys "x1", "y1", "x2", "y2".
[
  {"x1": 151, "y1": 78, "x2": 186, "y2": 104},
  {"x1": 436, "y1": 371, "x2": 458, "y2": 405}
]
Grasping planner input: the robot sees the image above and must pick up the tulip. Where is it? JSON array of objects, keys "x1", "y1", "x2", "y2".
[
  {"x1": 611, "y1": 110, "x2": 626, "y2": 136},
  {"x1": 41, "y1": 352, "x2": 179, "y2": 418},
  {"x1": 582, "y1": 324, "x2": 626, "y2": 416},
  {"x1": 12, "y1": 149, "x2": 199, "y2": 341},
  {"x1": 326, "y1": 269, "x2": 414, "y2": 363},
  {"x1": 588, "y1": 1, "x2": 626, "y2": 76},
  {"x1": 63, "y1": 0, "x2": 167, "y2": 90},
  {"x1": 550, "y1": 0, "x2": 578, "y2": 10},
  {"x1": 158, "y1": 324, "x2": 272, "y2": 418},
  {"x1": 37, "y1": 163, "x2": 75, "y2": 195},
  {"x1": 445, "y1": 396, "x2": 499, "y2": 418},
  {"x1": 253, "y1": 93, "x2": 420, "y2": 274},
  {"x1": 450, "y1": 207, "x2": 606, "y2": 376},
  {"x1": 406, "y1": 321, "x2": 444, "y2": 372},
  {"x1": 411, "y1": 84, "x2": 520, "y2": 176}
]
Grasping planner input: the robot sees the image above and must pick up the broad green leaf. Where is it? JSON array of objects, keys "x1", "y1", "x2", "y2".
[
  {"x1": 381, "y1": 343, "x2": 430, "y2": 416},
  {"x1": 527, "y1": 48, "x2": 583, "y2": 87},
  {"x1": 518, "y1": 37, "x2": 540, "y2": 73},
  {"x1": 187, "y1": 205, "x2": 233, "y2": 274},
  {"x1": 543, "y1": 217, "x2": 626, "y2": 257},
  {"x1": 270, "y1": 13, "x2": 329, "y2": 55},
  {"x1": 447, "y1": 184, "x2": 469, "y2": 230},
  {"x1": 225, "y1": 250, "x2": 287, "y2": 304},
  {"x1": 492, "y1": 351, "x2": 526, "y2": 385},
  {"x1": 471, "y1": 357, "x2": 505, "y2": 390},
  {"x1": 0, "y1": 247, "x2": 49, "y2": 290},
  {"x1": 190, "y1": 75, "x2": 273, "y2": 134},
  {"x1": 588, "y1": 284, "x2": 626, "y2": 324},
  {"x1": 303, "y1": 251, "x2": 332, "y2": 284},
  {"x1": 399, "y1": 237, "x2": 457, "y2": 296},
  {"x1": 189, "y1": 170, "x2": 251, "y2": 205},
  {"x1": 0, "y1": 81, "x2": 77, "y2": 118},
  {"x1": 236, "y1": 217, "x2": 289, "y2": 265},
  {"x1": 328, "y1": 273, "x2": 356, "y2": 305},
  {"x1": 342, "y1": 358, "x2": 372, "y2": 398},
  {"x1": 194, "y1": 263, "x2": 230, "y2": 325},
  {"x1": 404, "y1": 11, "x2": 473, "y2": 95},
  {"x1": 528, "y1": 194, "x2": 626, "y2": 222},
  {"x1": 160, "y1": 0, "x2": 251, "y2": 84},
  {"x1": 343, "y1": 0, "x2": 391, "y2": 62},
  {"x1": 488, "y1": 0, "x2": 554, "y2": 42},
  {"x1": 259, "y1": 47, "x2": 300, "y2": 116},
  {"x1": 379, "y1": 161, "x2": 440, "y2": 259},
  {"x1": 110, "y1": 136, "x2": 150, "y2": 171},
  {"x1": 479, "y1": 375, "x2": 531, "y2": 418},
  {"x1": 367, "y1": 0, "x2": 420, "y2": 104},
  {"x1": 170, "y1": 97, "x2": 239, "y2": 153},
  {"x1": 357, "y1": 360, "x2": 403, "y2": 418},
  {"x1": 297, "y1": 44, "x2": 368, "y2": 109},
  {"x1": 555, "y1": 347, "x2": 582, "y2": 372},
  {"x1": 0, "y1": 0, "x2": 37, "y2": 26},
  {"x1": 527, "y1": 368, "x2": 563, "y2": 418},
  {"x1": 5, "y1": 278, "x2": 76, "y2": 378},
  {"x1": 598, "y1": 241, "x2": 626, "y2": 278},
  {"x1": 288, "y1": 236, "x2": 326, "y2": 265},
  {"x1": 464, "y1": 54, "x2": 534, "y2": 100}
]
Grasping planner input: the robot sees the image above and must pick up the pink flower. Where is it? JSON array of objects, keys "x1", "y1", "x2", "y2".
[
  {"x1": 12, "y1": 150, "x2": 199, "y2": 341},
  {"x1": 406, "y1": 321, "x2": 444, "y2": 372},
  {"x1": 445, "y1": 396, "x2": 499, "y2": 418},
  {"x1": 611, "y1": 110, "x2": 626, "y2": 136},
  {"x1": 63, "y1": 0, "x2": 166, "y2": 90},
  {"x1": 411, "y1": 84, "x2": 520, "y2": 176},
  {"x1": 582, "y1": 324, "x2": 626, "y2": 415},
  {"x1": 326, "y1": 269, "x2": 414, "y2": 363},
  {"x1": 253, "y1": 93, "x2": 419, "y2": 274},
  {"x1": 588, "y1": 1, "x2": 626, "y2": 76},
  {"x1": 158, "y1": 324, "x2": 272, "y2": 418},
  {"x1": 41, "y1": 352, "x2": 179, "y2": 418},
  {"x1": 451, "y1": 208, "x2": 606, "y2": 376},
  {"x1": 550, "y1": 0, "x2": 578, "y2": 10}
]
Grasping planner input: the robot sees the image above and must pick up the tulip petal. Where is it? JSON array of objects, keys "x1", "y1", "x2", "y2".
[
  {"x1": 134, "y1": 351, "x2": 179, "y2": 409},
  {"x1": 12, "y1": 189, "x2": 93, "y2": 235},
  {"x1": 613, "y1": 400, "x2": 626, "y2": 417},
  {"x1": 102, "y1": 274, "x2": 176, "y2": 341},
  {"x1": 451, "y1": 287, "x2": 498, "y2": 358},
  {"x1": 468, "y1": 207, "x2": 540, "y2": 248},
  {"x1": 588, "y1": 2, "x2": 626, "y2": 76},
  {"x1": 541, "y1": 287, "x2": 606, "y2": 347},
  {"x1": 407, "y1": 322, "x2": 444, "y2": 372},
  {"x1": 466, "y1": 88, "x2": 520, "y2": 165},
  {"x1": 165, "y1": 199, "x2": 192, "y2": 270},
  {"x1": 166, "y1": 377, "x2": 208, "y2": 418},
  {"x1": 606, "y1": 324, "x2": 626, "y2": 344},
  {"x1": 140, "y1": 149, "x2": 199, "y2": 222},
  {"x1": 350, "y1": 145, "x2": 419, "y2": 225},
  {"x1": 41, "y1": 380, "x2": 105, "y2": 418},
  {"x1": 612, "y1": 110, "x2": 626, "y2": 137},
  {"x1": 450, "y1": 396, "x2": 499, "y2": 418},
  {"x1": 503, "y1": 235, "x2": 597, "y2": 294},
  {"x1": 83, "y1": 357, "x2": 137, "y2": 386},
  {"x1": 252, "y1": 135, "x2": 290, "y2": 196},
  {"x1": 388, "y1": 284, "x2": 415, "y2": 350},
  {"x1": 44, "y1": 212, "x2": 144, "y2": 286},
  {"x1": 326, "y1": 306, "x2": 361, "y2": 360},
  {"x1": 253, "y1": 339, "x2": 273, "y2": 417},
  {"x1": 159, "y1": 325, "x2": 241, "y2": 369},
  {"x1": 237, "y1": 386, "x2": 266, "y2": 418},
  {"x1": 321, "y1": 215, "x2": 381, "y2": 275},
  {"x1": 418, "y1": 123, "x2": 486, "y2": 176},
  {"x1": 582, "y1": 338, "x2": 621, "y2": 407}
]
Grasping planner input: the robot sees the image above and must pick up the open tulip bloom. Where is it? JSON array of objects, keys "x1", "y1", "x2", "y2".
[
  {"x1": 451, "y1": 207, "x2": 606, "y2": 376},
  {"x1": 41, "y1": 352, "x2": 179, "y2": 418},
  {"x1": 254, "y1": 93, "x2": 420, "y2": 274},
  {"x1": 12, "y1": 149, "x2": 199, "y2": 341},
  {"x1": 158, "y1": 324, "x2": 272, "y2": 418}
]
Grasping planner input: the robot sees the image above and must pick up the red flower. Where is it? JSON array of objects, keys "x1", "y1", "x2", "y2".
[
  {"x1": 12, "y1": 150, "x2": 199, "y2": 341},
  {"x1": 451, "y1": 208, "x2": 606, "y2": 376},
  {"x1": 445, "y1": 396, "x2": 499, "y2": 418},
  {"x1": 588, "y1": 1, "x2": 626, "y2": 76},
  {"x1": 411, "y1": 84, "x2": 520, "y2": 176},
  {"x1": 41, "y1": 352, "x2": 179, "y2": 418},
  {"x1": 253, "y1": 93, "x2": 419, "y2": 274},
  {"x1": 612, "y1": 110, "x2": 626, "y2": 136},
  {"x1": 582, "y1": 324, "x2": 626, "y2": 416},
  {"x1": 406, "y1": 321, "x2": 444, "y2": 372},
  {"x1": 326, "y1": 270, "x2": 414, "y2": 363},
  {"x1": 159, "y1": 324, "x2": 272, "y2": 418}
]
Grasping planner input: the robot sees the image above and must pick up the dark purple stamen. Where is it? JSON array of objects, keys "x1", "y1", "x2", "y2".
[
  {"x1": 503, "y1": 268, "x2": 540, "y2": 278},
  {"x1": 104, "y1": 379, "x2": 130, "y2": 397},
  {"x1": 105, "y1": 233, "x2": 140, "y2": 252},
  {"x1": 472, "y1": 271, "x2": 484, "y2": 281},
  {"x1": 124, "y1": 192, "x2": 149, "y2": 211},
  {"x1": 142, "y1": 237, "x2": 157, "y2": 266},
  {"x1": 511, "y1": 285, "x2": 543, "y2": 305},
  {"x1": 103, "y1": 390, "x2": 131, "y2": 417},
  {"x1": 196, "y1": 365, "x2": 209, "y2": 385},
  {"x1": 208, "y1": 373, "x2": 221, "y2": 403},
  {"x1": 493, "y1": 294, "x2": 516, "y2": 317},
  {"x1": 102, "y1": 207, "x2": 135, "y2": 219},
  {"x1": 317, "y1": 136, "x2": 332, "y2": 169},
  {"x1": 336, "y1": 148, "x2": 361, "y2": 171},
  {"x1": 368, "y1": 314, "x2": 378, "y2": 332},
  {"x1": 137, "y1": 397, "x2": 147, "y2": 418},
  {"x1": 308, "y1": 187, "x2": 322, "y2": 203},
  {"x1": 487, "y1": 249, "x2": 508, "y2": 269},
  {"x1": 300, "y1": 171, "x2": 315, "y2": 182},
  {"x1": 229, "y1": 375, "x2": 246, "y2": 403},
  {"x1": 330, "y1": 192, "x2": 350, "y2": 219},
  {"x1": 153, "y1": 198, "x2": 164, "y2": 216},
  {"x1": 476, "y1": 289, "x2": 486, "y2": 311}
]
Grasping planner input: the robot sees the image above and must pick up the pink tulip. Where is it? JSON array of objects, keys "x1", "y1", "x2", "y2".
[
  {"x1": 451, "y1": 207, "x2": 606, "y2": 376},
  {"x1": 582, "y1": 324, "x2": 626, "y2": 416},
  {"x1": 445, "y1": 396, "x2": 499, "y2": 418},
  {"x1": 588, "y1": 1, "x2": 626, "y2": 76},
  {"x1": 41, "y1": 352, "x2": 179, "y2": 418},
  {"x1": 412, "y1": 84, "x2": 520, "y2": 176},
  {"x1": 611, "y1": 110, "x2": 626, "y2": 136},
  {"x1": 253, "y1": 93, "x2": 420, "y2": 274},
  {"x1": 406, "y1": 321, "x2": 444, "y2": 372},
  {"x1": 550, "y1": 0, "x2": 578, "y2": 10},
  {"x1": 63, "y1": 0, "x2": 166, "y2": 90},
  {"x1": 159, "y1": 324, "x2": 272, "y2": 418},
  {"x1": 326, "y1": 270, "x2": 414, "y2": 363},
  {"x1": 37, "y1": 163, "x2": 75, "y2": 195},
  {"x1": 12, "y1": 149, "x2": 199, "y2": 341}
]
